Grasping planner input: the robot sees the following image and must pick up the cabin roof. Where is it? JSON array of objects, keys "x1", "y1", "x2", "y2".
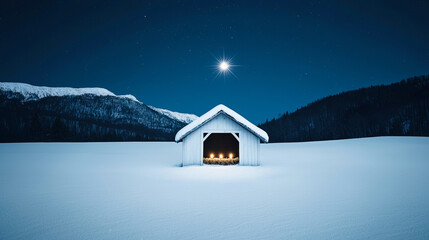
[{"x1": 175, "y1": 104, "x2": 269, "y2": 143}]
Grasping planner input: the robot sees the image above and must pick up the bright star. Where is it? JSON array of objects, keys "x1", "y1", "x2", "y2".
[
  {"x1": 219, "y1": 61, "x2": 230, "y2": 71},
  {"x1": 212, "y1": 52, "x2": 239, "y2": 79}
]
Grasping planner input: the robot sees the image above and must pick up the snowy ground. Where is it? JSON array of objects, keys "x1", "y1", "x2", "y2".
[{"x1": 1, "y1": 137, "x2": 429, "y2": 239}]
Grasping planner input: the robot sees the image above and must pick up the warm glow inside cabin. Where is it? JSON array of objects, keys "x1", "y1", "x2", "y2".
[{"x1": 203, "y1": 133, "x2": 239, "y2": 165}]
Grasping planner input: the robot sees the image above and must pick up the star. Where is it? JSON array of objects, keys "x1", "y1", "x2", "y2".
[
  {"x1": 213, "y1": 52, "x2": 238, "y2": 79},
  {"x1": 219, "y1": 61, "x2": 230, "y2": 71}
]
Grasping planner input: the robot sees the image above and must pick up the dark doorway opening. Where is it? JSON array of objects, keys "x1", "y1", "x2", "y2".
[{"x1": 203, "y1": 133, "x2": 239, "y2": 165}]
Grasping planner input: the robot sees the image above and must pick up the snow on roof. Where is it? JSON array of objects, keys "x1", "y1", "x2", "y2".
[
  {"x1": 175, "y1": 104, "x2": 269, "y2": 143},
  {"x1": 0, "y1": 82, "x2": 139, "y2": 102}
]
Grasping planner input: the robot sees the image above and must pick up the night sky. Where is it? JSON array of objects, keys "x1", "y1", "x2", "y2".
[{"x1": 1, "y1": 0, "x2": 428, "y2": 122}]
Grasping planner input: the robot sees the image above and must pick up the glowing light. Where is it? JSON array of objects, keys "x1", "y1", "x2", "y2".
[
  {"x1": 219, "y1": 153, "x2": 224, "y2": 159},
  {"x1": 213, "y1": 52, "x2": 238, "y2": 79},
  {"x1": 229, "y1": 153, "x2": 233, "y2": 159},
  {"x1": 210, "y1": 153, "x2": 214, "y2": 158},
  {"x1": 219, "y1": 61, "x2": 229, "y2": 71}
]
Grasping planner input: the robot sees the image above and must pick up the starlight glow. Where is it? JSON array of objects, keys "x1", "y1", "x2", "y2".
[
  {"x1": 219, "y1": 61, "x2": 229, "y2": 71},
  {"x1": 213, "y1": 54, "x2": 238, "y2": 79}
]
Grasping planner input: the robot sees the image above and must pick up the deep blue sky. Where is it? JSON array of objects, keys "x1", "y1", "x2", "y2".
[{"x1": 1, "y1": 0, "x2": 428, "y2": 122}]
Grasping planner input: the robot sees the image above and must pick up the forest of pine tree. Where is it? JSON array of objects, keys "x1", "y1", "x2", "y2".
[
  {"x1": 0, "y1": 94, "x2": 186, "y2": 142},
  {"x1": 1, "y1": 75, "x2": 428, "y2": 142},
  {"x1": 258, "y1": 75, "x2": 429, "y2": 142}
]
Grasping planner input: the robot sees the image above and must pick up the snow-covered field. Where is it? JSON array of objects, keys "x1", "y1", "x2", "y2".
[{"x1": 1, "y1": 137, "x2": 429, "y2": 239}]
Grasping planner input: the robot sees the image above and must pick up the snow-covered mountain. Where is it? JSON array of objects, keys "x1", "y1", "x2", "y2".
[
  {"x1": 0, "y1": 82, "x2": 127, "y2": 100},
  {"x1": 148, "y1": 106, "x2": 198, "y2": 124},
  {"x1": 0, "y1": 82, "x2": 197, "y2": 142},
  {"x1": 0, "y1": 82, "x2": 197, "y2": 124}
]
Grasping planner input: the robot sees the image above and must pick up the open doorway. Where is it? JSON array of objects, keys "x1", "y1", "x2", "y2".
[{"x1": 203, "y1": 133, "x2": 239, "y2": 165}]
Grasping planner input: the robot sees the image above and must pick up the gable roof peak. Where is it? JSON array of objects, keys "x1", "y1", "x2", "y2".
[{"x1": 175, "y1": 104, "x2": 269, "y2": 143}]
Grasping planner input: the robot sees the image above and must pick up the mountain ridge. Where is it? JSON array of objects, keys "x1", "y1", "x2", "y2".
[
  {"x1": 0, "y1": 82, "x2": 197, "y2": 124},
  {"x1": 0, "y1": 82, "x2": 197, "y2": 142},
  {"x1": 2, "y1": 76, "x2": 428, "y2": 143}
]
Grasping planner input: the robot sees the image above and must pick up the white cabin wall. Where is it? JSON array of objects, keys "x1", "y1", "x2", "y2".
[
  {"x1": 238, "y1": 128, "x2": 259, "y2": 166},
  {"x1": 182, "y1": 129, "x2": 201, "y2": 166},
  {"x1": 181, "y1": 113, "x2": 261, "y2": 166}
]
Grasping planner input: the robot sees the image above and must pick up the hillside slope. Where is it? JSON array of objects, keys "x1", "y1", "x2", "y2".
[
  {"x1": 259, "y1": 75, "x2": 429, "y2": 142},
  {"x1": 0, "y1": 82, "x2": 197, "y2": 142}
]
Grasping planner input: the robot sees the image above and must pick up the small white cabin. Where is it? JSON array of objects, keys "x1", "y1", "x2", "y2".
[{"x1": 175, "y1": 104, "x2": 269, "y2": 166}]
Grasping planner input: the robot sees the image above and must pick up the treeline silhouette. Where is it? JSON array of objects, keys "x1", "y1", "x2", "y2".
[
  {"x1": 2, "y1": 75, "x2": 428, "y2": 142},
  {"x1": 259, "y1": 75, "x2": 429, "y2": 142},
  {"x1": 0, "y1": 94, "x2": 185, "y2": 142}
]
